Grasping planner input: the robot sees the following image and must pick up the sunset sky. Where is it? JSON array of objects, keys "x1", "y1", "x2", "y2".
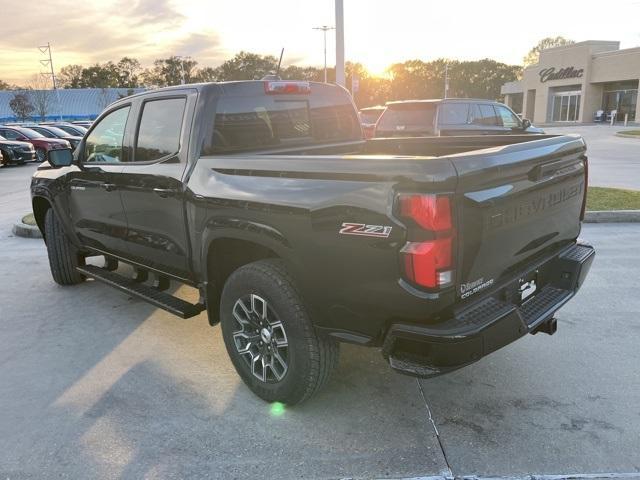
[{"x1": 1, "y1": 0, "x2": 639, "y2": 84}]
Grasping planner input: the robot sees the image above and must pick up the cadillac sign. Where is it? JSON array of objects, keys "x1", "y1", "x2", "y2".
[{"x1": 539, "y1": 66, "x2": 584, "y2": 83}]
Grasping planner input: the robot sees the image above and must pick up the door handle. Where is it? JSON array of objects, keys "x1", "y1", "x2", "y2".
[
  {"x1": 153, "y1": 188, "x2": 175, "y2": 198},
  {"x1": 101, "y1": 183, "x2": 117, "y2": 192}
]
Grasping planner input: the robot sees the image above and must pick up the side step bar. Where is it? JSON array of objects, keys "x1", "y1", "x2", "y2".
[{"x1": 77, "y1": 265, "x2": 205, "y2": 319}]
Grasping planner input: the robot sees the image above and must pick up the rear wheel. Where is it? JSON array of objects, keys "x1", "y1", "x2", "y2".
[
  {"x1": 35, "y1": 148, "x2": 46, "y2": 163},
  {"x1": 44, "y1": 209, "x2": 85, "y2": 285},
  {"x1": 220, "y1": 259, "x2": 339, "y2": 405}
]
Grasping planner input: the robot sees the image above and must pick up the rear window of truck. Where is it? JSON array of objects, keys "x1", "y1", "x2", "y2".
[
  {"x1": 210, "y1": 96, "x2": 360, "y2": 153},
  {"x1": 376, "y1": 103, "x2": 436, "y2": 134}
]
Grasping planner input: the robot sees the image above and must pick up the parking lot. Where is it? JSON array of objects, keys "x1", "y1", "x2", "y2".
[
  {"x1": 544, "y1": 124, "x2": 640, "y2": 190},
  {"x1": 1, "y1": 152, "x2": 640, "y2": 479}
]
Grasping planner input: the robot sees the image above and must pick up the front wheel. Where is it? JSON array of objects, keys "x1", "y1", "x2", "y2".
[
  {"x1": 44, "y1": 209, "x2": 85, "y2": 285},
  {"x1": 35, "y1": 148, "x2": 46, "y2": 163},
  {"x1": 220, "y1": 259, "x2": 339, "y2": 405}
]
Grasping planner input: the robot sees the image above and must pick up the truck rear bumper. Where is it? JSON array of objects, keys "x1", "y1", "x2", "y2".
[{"x1": 381, "y1": 242, "x2": 595, "y2": 378}]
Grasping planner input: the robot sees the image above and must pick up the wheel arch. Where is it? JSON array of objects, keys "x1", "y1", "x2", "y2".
[
  {"x1": 32, "y1": 196, "x2": 52, "y2": 240},
  {"x1": 204, "y1": 236, "x2": 283, "y2": 326}
]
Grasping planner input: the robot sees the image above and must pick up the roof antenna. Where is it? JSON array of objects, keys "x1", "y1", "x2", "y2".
[
  {"x1": 276, "y1": 48, "x2": 284, "y2": 77},
  {"x1": 262, "y1": 47, "x2": 284, "y2": 81},
  {"x1": 262, "y1": 48, "x2": 285, "y2": 81}
]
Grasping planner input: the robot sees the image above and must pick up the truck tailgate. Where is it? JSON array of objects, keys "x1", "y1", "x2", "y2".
[{"x1": 450, "y1": 135, "x2": 587, "y2": 300}]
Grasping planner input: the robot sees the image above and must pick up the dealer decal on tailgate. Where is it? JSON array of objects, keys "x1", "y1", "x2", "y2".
[{"x1": 339, "y1": 223, "x2": 393, "y2": 238}]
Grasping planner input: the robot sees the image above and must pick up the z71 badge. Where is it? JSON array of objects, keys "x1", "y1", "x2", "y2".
[{"x1": 339, "y1": 223, "x2": 392, "y2": 238}]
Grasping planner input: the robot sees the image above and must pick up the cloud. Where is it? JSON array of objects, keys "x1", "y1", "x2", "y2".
[
  {"x1": 0, "y1": 0, "x2": 188, "y2": 57},
  {"x1": 118, "y1": 0, "x2": 185, "y2": 28},
  {"x1": 0, "y1": 0, "x2": 230, "y2": 82},
  {"x1": 169, "y1": 32, "x2": 226, "y2": 64}
]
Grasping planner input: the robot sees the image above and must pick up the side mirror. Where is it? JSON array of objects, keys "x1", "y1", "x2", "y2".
[
  {"x1": 521, "y1": 118, "x2": 532, "y2": 130},
  {"x1": 48, "y1": 148, "x2": 74, "y2": 167}
]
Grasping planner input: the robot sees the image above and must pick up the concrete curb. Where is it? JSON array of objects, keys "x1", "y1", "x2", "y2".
[
  {"x1": 615, "y1": 133, "x2": 640, "y2": 139},
  {"x1": 12, "y1": 219, "x2": 42, "y2": 238},
  {"x1": 584, "y1": 210, "x2": 640, "y2": 223}
]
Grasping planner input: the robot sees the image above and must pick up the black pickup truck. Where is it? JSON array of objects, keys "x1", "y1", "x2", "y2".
[{"x1": 31, "y1": 80, "x2": 594, "y2": 404}]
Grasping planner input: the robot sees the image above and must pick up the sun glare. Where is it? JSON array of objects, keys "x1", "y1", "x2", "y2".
[{"x1": 360, "y1": 57, "x2": 391, "y2": 78}]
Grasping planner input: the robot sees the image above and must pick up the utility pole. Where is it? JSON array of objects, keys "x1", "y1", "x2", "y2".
[
  {"x1": 444, "y1": 63, "x2": 449, "y2": 99},
  {"x1": 313, "y1": 25, "x2": 334, "y2": 83},
  {"x1": 335, "y1": 0, "x2": 345, "y2": 87},
  {"x1": 38, "y1": 42, "x2": 62, "y2": 121}
]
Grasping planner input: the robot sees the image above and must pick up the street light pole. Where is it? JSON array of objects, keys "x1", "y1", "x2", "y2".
[
  {"x1": 444, "y1": 63, "x2": 449, "y2": 99},
  {"x1": 335, "y1": 0, "x2": 345, "y2": 87},
  {"x1": 313, "y1": 25, "x2": 334, "y2": 83}
]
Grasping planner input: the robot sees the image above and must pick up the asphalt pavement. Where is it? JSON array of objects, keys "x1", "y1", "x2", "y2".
[
  {"x1": 1, "y1": 161, "x2": 639, "y2": 479},
  {"x1": 544, "y1": 125, "x2": 640, "y2": 191}
]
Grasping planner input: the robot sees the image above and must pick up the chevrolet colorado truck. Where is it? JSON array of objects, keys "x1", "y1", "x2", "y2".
[{"x1": 31, "y1": 80, "x2": 594, "y2": 405}]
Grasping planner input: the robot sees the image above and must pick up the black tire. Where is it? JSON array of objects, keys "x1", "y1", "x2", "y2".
[
  {"x1": 44, "y1": 208, "x2": 85, "y2": 285},
  {"x1": 220, "y1": 259, "x2": 339, "y2": 405},
  {"x1": 36, "y1": 148, "x2": 46, "y2": 163}
]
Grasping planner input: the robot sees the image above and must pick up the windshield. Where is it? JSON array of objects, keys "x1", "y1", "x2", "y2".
[
  {"x1": 31, "y1": 128, "x2": 56, "y2": 138},
  {"x1": 376, "y1": 103, "x2": 436, "y2": 134},
  {"x1": 16, "y1": 128, "x2": 45, "y2": 139},
  {"x1": 45, "y1": 126, "x2": 73, "y2": 138},
  {"x1": 58, "y1": 125, "x2": 87, "y2": 135}
]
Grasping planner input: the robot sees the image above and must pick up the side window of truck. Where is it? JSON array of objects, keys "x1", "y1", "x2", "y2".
[
  {"x1": 134, "y1": 97, "x2": 187, "y2": 162},
  {"x1": 438, "y1": 103, "x2": 470, "y2": 125},
  {"x1": 470, "y1": 104, "x2": 499, "y2": 126},
  {"x1": 83, "y1": 106, "x2": 130, "y2": 163},
  {"x1": 495, "y1": 105, "x2": 521, "y2": 128}
]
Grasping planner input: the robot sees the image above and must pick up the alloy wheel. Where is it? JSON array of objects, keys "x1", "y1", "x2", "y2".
[{"x1": 231, "y1": 294, "x2": 289, "y2": 383}]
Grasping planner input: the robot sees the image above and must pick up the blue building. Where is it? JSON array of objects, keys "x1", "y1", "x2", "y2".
[{"x1": 0, "y1": 87, "x2": 145, "y2": 122}]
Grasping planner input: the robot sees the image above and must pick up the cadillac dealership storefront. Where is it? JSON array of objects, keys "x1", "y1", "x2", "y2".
[{"x1": 501, "y1": 40, "x2": 640, "y2": 123}]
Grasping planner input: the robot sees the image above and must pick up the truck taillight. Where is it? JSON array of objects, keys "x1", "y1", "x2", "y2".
[
  {"x1": 398, "y1": 194, "x2": 454, "y2": 289},
  {"x1": 264, "y1": 81, "x2": 311, "y2": 95},
  {"x1": 580, "y1": 156, "x2": 588, "y2": 221}
]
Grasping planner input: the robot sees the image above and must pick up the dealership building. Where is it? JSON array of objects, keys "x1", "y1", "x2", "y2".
[{"x1": 501, "y1": 40, "x2": 639, "y2": 124}]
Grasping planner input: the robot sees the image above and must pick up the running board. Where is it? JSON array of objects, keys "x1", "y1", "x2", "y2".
[{"x1": 77, "y1": 265, "x2": 205, "y2": 319}]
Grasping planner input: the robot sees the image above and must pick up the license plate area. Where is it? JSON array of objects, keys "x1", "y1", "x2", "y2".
[{"x1": 518, "y1": 271, "x2": 538, "y2": 304}]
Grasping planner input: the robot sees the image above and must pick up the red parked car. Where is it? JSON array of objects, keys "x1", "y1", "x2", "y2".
[{"x1": 0, "y1": 126, "x2": 70, "y2": 162}]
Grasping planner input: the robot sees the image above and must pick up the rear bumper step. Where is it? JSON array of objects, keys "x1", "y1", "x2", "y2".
[
  {"x1": 382, "y1": 242, "x2": 595, "y2": 378},
  {"x1": 77, "y1": 265, "x2": 205, "y2": 319}
]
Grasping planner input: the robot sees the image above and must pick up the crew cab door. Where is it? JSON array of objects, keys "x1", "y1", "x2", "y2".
[
  {"x1": 113, "y1": 92, "x2": 195, "y2": 280},
  {"x1": 67, "y1": 105, "x2": 131, "y2": 257}
]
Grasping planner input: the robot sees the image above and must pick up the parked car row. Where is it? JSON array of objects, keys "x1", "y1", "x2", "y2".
[
  {"x1": 0, "y1": 122, "x2": 89, "y2": 167},
  {"x1": 359, "y1": 98, "x2": 543, "y2": 139}
]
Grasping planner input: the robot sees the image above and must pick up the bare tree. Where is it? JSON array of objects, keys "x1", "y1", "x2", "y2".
[
  {"x1": 28, "y1": 74, "x2": 54, "y2": 121},
  {"x1": 98, "y1": 88, "x2": 113, "y2": 111},
  {"x1": 9, "y1": 91, "x2": 34, "y2": 121}
]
